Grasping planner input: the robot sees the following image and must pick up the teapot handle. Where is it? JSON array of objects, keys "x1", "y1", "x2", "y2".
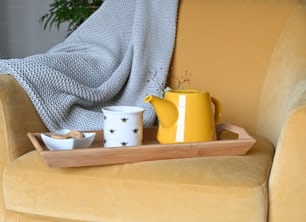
[{"x1": 211, "y1": 97, "x2": 222, "y2": 123}]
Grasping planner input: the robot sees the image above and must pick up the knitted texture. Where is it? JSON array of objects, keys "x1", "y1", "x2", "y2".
[{"x1": 0, "y1": 0, "x2": 178, "y2": 132}]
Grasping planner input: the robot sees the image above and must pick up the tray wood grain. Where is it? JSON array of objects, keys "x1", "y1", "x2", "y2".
[{"x1": 27, "y1": 123, "x2": 256, "y2": 168}]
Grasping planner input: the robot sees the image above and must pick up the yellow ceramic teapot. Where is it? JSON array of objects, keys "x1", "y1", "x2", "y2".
[{"x1": 144, "y1": 89, "x2": 222, "y2": 144}]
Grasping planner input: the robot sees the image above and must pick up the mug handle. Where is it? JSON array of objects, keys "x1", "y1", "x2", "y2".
[{"x1": 211, "y1": 97, "x2": 222, "y2": 123}]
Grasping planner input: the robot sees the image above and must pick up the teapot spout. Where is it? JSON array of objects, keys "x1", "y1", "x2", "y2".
[{"x1": 144, "y1": 95, "x2": 178, "y2": 128}]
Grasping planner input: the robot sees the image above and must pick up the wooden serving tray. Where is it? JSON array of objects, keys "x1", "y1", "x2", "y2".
[{"x1": 27, "y1": 123, "x2": 256, "y2": 168}]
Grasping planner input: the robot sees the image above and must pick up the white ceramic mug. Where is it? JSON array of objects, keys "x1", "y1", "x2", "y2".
[{"x1": 102, "y1": 106, "x2": 144, "y2": 148}]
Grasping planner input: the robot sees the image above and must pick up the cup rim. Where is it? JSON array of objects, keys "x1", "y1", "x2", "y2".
[
  {"x1": 166, "y1": 89, "x2": 209, "y2": 95},
  {"x1": 102, "y1": 105, "x2": 144, "y2": 114}
]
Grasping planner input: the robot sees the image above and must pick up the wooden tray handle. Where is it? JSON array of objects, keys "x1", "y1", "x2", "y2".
[{"x1": 216, "y1": 123, "x2": 254, "y2": 140}]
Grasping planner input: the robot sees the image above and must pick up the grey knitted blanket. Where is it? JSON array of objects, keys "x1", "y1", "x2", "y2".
[{"x1": 0, "y1": 0, "x2": 178, "y2": 132}]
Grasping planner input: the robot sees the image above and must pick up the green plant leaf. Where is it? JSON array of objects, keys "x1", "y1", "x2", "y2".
[{"x1": 39, "y1": 0, "x2": 104, "y2": 35}]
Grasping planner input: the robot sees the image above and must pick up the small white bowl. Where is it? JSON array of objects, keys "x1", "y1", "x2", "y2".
[{"x1": 41, "y1": 129, "x2": 96, "y2": 151}]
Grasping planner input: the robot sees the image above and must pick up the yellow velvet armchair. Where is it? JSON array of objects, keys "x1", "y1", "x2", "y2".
[{"x1": 1, "y1": 0, "x2": 306, "y2": 221}]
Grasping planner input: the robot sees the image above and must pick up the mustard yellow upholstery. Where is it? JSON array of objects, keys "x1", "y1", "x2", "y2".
[{"x1": 1, "y1": 0, "x2": 306, "y2": 221}]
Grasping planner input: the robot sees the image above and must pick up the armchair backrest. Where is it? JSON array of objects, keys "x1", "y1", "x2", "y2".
[{"x1": 169, "y1": 0, "x2": 306, "y2": 145}]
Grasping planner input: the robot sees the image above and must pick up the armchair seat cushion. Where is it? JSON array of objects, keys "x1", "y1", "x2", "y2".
[{"x1": 3, "y1": 135, "x2": 274, "y2": 222}]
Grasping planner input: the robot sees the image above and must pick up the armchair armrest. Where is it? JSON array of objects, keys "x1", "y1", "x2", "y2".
[
  {"x1": 269, "y1": 95, "x2": 306, "y2": 221},
  {"x1": 0, "y1": 74, "x2": 47, "y2": 163},
  {"x1": 0, "y1": 74, "x2": 47, "y2": 221}
]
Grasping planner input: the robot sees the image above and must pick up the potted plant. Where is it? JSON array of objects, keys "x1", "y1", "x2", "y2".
[{"x1": 40, "y1": 0, "x2": 104, "y2": 35}]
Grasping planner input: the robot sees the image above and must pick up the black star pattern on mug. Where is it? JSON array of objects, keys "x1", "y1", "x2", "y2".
[
  {"x1": 133, "y1": 128, "x2": 139, "y2": 133},
  {"x1": 109, "y1": 129, "x2": 115, "y2": 133},
  {"x1": 121, "y1": 142, "x2": 128, "y2": 146},
  {"x1": 121, "y1": 117, "x2": 128, "y2": 122}
]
